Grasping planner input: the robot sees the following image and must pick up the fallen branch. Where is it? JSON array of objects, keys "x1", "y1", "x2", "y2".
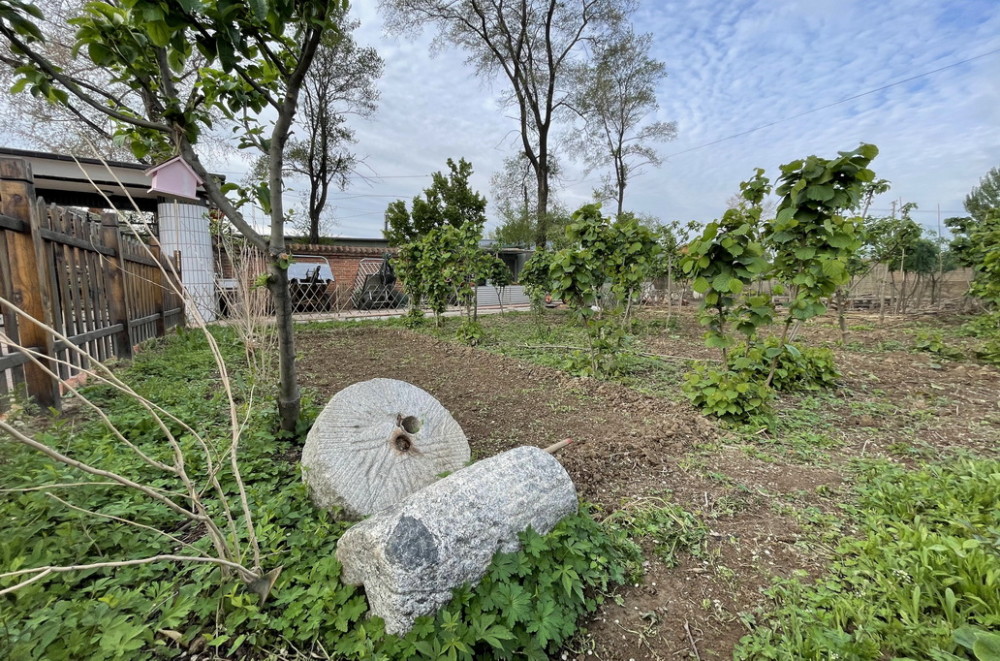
[
  {"x1": 0, "y1": 554, "x2": 257, "y2": 597},
  {"x1": 684, "y1": 619, "x2": 702, "y2": 661},
  {"x1": 543, "y1": 438, "x2": 573, "y2": 454}
]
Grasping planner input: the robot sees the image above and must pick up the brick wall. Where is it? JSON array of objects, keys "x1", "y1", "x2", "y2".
[{"x1": 289, "y1": 244, "x2": 395, "y2": 306}]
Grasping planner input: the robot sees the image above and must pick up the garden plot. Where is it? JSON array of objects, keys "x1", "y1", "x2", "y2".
[{"x1": 295, "y1": 307, "x2": 1000, "y2": 660}]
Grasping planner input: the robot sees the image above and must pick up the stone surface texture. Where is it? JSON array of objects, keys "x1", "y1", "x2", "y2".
[
  {"x1": 336, "y1": 446, "x2": 578, "y2": 634},
  {"x1": 301, "y1": 378, "x2": 469, "y2": 519}
]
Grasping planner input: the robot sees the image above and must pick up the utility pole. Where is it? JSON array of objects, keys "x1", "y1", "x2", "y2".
[{"x1": 936, "y1": 203, "x2": 943, "y2": 304}]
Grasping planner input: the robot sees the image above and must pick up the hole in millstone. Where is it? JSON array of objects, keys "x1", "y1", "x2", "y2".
[
  {"x1": 400, "y1": 415, "x2": 421, "y2": 434},
  {"x1": 390, "y1": 430, "x2": 413, "y2": 453}
]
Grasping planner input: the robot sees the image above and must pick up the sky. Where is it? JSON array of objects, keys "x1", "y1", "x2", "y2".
[{"x1": 245, "y1": 0, "x2": 999, "y2": 240}]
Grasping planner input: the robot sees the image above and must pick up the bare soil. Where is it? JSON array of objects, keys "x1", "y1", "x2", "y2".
[{"x1": 296, "y1": 310, "x2": 999, "y2": 660}]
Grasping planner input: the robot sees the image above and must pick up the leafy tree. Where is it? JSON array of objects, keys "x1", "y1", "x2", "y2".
[
  {"x1": 489, "y1": 151, "x2": 570, "y2": 248},
  {"x1": 0, "y1": 0, "x2": 343, "y2": 431},
  {"x1": 863, "y1": 205, "x2": 922, "y2": 269},
  {"x1": 964, "y1": 209, "x2": 1000, "y2": 306},
  {"x1": 385, "y1": 158, "x2": 485, "y2": 246},
  {"x1": 964, "y1": 165, "x2": 1000, "y2": 223},
  {"x1": 396, "y1": 219, "x2": 507, "y2": 338},
  {"x1": 381, "y1": 0, "x2": 635, "y2": 248},
  {"x1": 0, "y1": 0, "x2": 141, "y2": 158},
  {"x1": 766, "y1": 145, "x2": 877, "y2": 321},
  {"x1": 533, "y1": 204, "x2": 660, "y2": 375},
  {"x1": 569, "y1": 28, "x2": 676, "y2": 217},
  {"x1": 679, "y1": 147, "x2": 878, "y2": 421},
  {"x1": 945, "y1": 215, "x2": 976, "y2": 266},
  {"x1": 862, "y1": 204, "x2": 946, "y2": 313},
  {"x1": 682, "y1": 170, "x2": 772, "y2": 360},
  {"x1": 650, "y1": 219, "x2": 698, "y2": 319}
]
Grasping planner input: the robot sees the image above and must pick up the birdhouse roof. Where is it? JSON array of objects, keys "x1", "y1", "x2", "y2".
[{"x1": 143, "y1": 155, "x2": 203, "y2": 184}]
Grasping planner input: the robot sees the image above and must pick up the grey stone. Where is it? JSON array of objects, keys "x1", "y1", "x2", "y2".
[
  {"x1": 301, "y1": 378, "x2": 469, "y2": 519},
  {"x1": 336, "y1": 446, "x2": 578, "y2": 634}
]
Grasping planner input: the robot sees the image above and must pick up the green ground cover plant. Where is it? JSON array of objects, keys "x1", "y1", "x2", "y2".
[
  {"x1": 735, "y1": 458, "x2": 1000, "y2": 660},
  {"x1": 0, "y1": 329, "x2": 641, "y2": 660}
]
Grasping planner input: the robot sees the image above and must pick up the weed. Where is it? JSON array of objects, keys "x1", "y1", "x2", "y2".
[
  {"x1": 736, "y1": 458, "x2": 1000, "y2": 660},
  {"x1": 604, "y1": 497, "x2": 708, "y2": 567},
  {"x1": 912, "y1": 330, "x2": 964, "y2": 361},
  {"x1": 681, "y1": 364, "x2": 774, "y2": 423}
]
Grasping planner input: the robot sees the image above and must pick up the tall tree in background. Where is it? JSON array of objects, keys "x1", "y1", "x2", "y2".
[
  {"x1": 384, "y1": 158, "x2": 486, "y2": 246},
  {"x1": 0, "y1": 0, "x2": 134, "y2": 158},
  {"x1": 490, "y1": 151, "x2": 568, "y2": 247},
  {"x1": 380, "y1": 0, "x2": 634, "y2": 248},
  {"x1": 964, "y1": 165, "x2": 1000, "y2": 223},
  {"x1": 569, "y1": 28, "x2": 676, "y2": 217},
  {"x1": 284, "y1": 12, "x2": 383, "y2": 243},
  {"x1": 0, "y1": 0, "x2": 343, "y2": 431}
]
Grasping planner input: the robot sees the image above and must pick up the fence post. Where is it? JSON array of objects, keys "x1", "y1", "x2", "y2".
[
  {"x1": 0, "y1": 158, "x2": 60, "y2": 409},
  {"x1": 150, "y1": 242, "x2": 166, "y2": 337},
  {"x1": 100, "y1": 212, "x2": 133, "y2": 360}
]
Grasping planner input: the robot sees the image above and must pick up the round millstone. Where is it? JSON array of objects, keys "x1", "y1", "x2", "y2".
[{"x1": 301, "y1": 378, "x2": 470, "y2": 519}]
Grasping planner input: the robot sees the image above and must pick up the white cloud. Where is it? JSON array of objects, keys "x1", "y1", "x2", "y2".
[{"x1": 85, "y1": 1, "x2": 1000, "y2": 236}]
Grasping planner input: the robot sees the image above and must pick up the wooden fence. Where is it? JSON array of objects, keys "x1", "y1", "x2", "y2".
[{"x1": 0, "y1": 158, "x2": 184, "y2": 412}]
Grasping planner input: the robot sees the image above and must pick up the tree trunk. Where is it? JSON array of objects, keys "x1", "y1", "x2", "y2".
[
  {"x1": 268, "y1": 263, "x2": 300, "y2": 432},
  {"x1": 666, "y1": 260, "x2": 674, "y2": 323},
  {"x1": 534, "y1": 157, "x2": 550, "y2": 249},
  {"x1": 835, "y1": 288, "x2": 847, "y2": 345},
  {"x1": 878, "y1": 263, "x2": 888, "y2": 324},
  {"x1": 308, "y1": 211, "x2": 321, "y2": 245}
]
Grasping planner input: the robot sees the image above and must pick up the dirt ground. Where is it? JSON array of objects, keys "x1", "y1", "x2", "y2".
[{"x1": 296, "y1": 310, "x2": 999, "y2": 660}]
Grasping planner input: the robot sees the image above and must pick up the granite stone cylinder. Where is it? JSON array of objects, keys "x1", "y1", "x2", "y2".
[{"x1": 336, "y1": 445, "x2": 578, "y2": 634}]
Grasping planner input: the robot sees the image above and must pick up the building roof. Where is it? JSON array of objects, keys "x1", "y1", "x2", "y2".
[
  {"x1": 289, "y1": 243, "x2": 394, "y2": 257},
  {"x1": 0, "y1": 147, "x2": 214, "y2": 212}
]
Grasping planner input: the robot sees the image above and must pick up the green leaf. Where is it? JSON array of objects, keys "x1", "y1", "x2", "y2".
[
  {"x1": 974, "y1": 633, "x2": 1000, "y2": 661},
  {"x1": 247, "y1": 0, "x2": 269, "y2": 20},
  {"x1": 692, "y1": 277, "x2": 710, "y2": 294},
  {"x1": 9, "y1": 77, "x2": 29, "y2": 94},
  {"x1": 828, "y1": 233, "x2": 853, "y2": 248},
  {"x1": 805, "y1": 185, "x2": 835, "y2": 201},
  {"x1": 793, "y1": 246, "x2": 817, "y2": 260},
  {"x1": 821, "y1": 259, "x2": 845, "y2": 279},
  {"x1": 86, "y1": 42, "x2": 115, "y2": 65},
  {"x1": 145, "y1": 20, "x2": 172, "y2": 47}
]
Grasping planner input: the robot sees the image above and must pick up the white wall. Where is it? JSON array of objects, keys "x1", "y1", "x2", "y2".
[{"x1": 157, "y1": 200, "x2": 216, "y2": 322}]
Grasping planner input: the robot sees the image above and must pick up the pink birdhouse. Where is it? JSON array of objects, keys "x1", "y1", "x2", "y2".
[{"x1": 145, "y1": 155, "x2": 203, "y2": 200}]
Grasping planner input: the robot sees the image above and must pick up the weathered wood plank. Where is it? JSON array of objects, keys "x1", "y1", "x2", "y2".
[
  {"x1": 100, "y1": 213, "x2": 133, "y2": 360},
  {"x1": 0, "y1": 161, "x2": 59, "y2": 409}
]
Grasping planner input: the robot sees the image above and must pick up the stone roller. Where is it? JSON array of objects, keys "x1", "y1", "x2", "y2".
[{"x1": 301, "y1": 378, "x2": 470, "y2": 519}]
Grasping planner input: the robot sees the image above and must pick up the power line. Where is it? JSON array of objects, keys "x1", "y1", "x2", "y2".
[
  {"x1": 664, "y1": 46, "x2": 1000, "y2": 160},
  {"x1": 868, "y1": 207, "x2": 965, "y2": 215},
  {"x1": 328, "y1": 192, "x2": 415, "y2": 199}
]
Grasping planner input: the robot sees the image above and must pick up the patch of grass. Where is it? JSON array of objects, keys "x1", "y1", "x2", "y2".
[
  {"x1": 736, "y1": 458, "x2": 1000, "y2": 660},
  {"x1": 843, "y1": 338, "x2": 909, "y2": 353},
  {"x1": 750, "y1": 430, "x2": 842, "y2": 465},
  {"x1": 603, "y1": 496, "x2": 708, "y2": 567}
]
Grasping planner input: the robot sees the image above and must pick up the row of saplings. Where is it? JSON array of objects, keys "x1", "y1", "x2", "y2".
[{"x1": 520, "y1": 143, "x2": 881, "y2": 422}]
